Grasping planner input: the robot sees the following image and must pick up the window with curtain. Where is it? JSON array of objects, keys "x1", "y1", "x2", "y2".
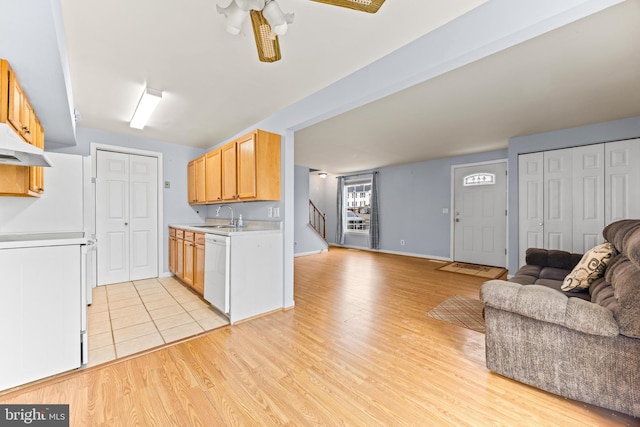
[{"x1": 343, "y1": 179, "x2": 372, "y2": 233}]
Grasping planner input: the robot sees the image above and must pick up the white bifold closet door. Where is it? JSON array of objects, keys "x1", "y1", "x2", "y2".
[
  {"x1": 96, "y1": 150, "x2": 158, "y2": 285},
  {"x1": 518, "y1": 138, "x2": 640, "y2": 268}
]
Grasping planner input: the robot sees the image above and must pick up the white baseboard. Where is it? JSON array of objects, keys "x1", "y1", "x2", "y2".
[
  {"x1": 294, "y1": 249, "x2": 329, "y2": 257},
  {"x1": 328, "y1": 244, "x2": 451, "y2": 262}
]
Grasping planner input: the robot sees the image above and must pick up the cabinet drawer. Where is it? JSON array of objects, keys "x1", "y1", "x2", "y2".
[
  {"x1": 184, "y1": 231, "x2": 195, "y2": 241},
  {"x1": 176, "y1": 229, "x2": 184, "y2": 239},
  {"x1": 169, "y1": 228, "x2": 176, "y2": 237},
  {"x1": 195, "y1": 233, "x2": 205, "y2": 244}
]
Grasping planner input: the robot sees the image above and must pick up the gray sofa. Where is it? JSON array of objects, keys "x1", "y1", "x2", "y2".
[{"x1": 481, "y1": 219, "x2": 640, "y2": 418}]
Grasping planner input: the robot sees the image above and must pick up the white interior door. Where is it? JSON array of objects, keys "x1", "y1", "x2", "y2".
[
  {"x1": 518, "y1": 152, "x2": 544, "y2": 268},
  {"x1": 543, "y1": 148, "x2": 573, "y2": 251},
  {"x1": 605, "y1": 138, "x2": 640, "y2": 224},
  {"x1": 129, "y1": 155, "x2": 158, "y2": 280},
  {"x1": 572, "y1": 144, "x2": 605, "y2": 252},
  {"x1": 453, "y1": 161, "x2": 507, "y2": 267},
  {"x1": 97, "y1": 150, "x2": 158, "y2": 285}
]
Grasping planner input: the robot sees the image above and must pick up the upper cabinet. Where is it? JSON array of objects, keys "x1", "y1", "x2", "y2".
[
  {"x1": 189, "y1": 129, "x2": 280, "y2": 205},
  {"x1": 0, "y1": 59, "x2": 45, "y2": 197},
  {"x1": 205, "y1": 148, "x2": 222, "y2": 203},
  {"x1": 188, "y1": 156, "x2": 207, "y2": 204}
]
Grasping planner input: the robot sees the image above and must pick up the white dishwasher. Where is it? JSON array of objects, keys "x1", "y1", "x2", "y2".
[{"x1": 204, "y1": 233, "x2": 230, "y2": 315}]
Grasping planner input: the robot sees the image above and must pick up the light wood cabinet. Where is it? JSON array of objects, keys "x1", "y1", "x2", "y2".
[
  {"x1": 183, "y1": 231, "x2": 195, "y2": 286},
  {"x1": 169, "y1": 227, "x2": 205, "y2": 296},
  {"x1": 191, "y1": 129, "x2": 280, "y2": 204},
  {"x1": 169, "y1": 228, "x2": 178, "y2": 274},
  {"x1": 7, "y1": 67, "x2": 34, "y2": 144},
  {"x1": 205, "y1": 149, "x2": 222, "y2": 203},
  {"x1": 176, "y1": 229, "x2": 185, "y2": 280},
  {"x1": 188, "y1": 156, "x2": 207, "y2": 204},
  {"x1": 194, "y1": 233, "x2": 205, "y2": 295},
  {"x1": 225, "y1": 129, "x2": 280, "y2": 202},
  {"x1": 29, "y1": 119, "x2": 45, "y2": 194},
  {"x1": 187, "y1": 160, "x2": 196, "y2": 204},
  {"x1": 0, "y1": 59, "x2": 45, "y2": 197},
  {"x1": 221, "y1": 142, "x2": 237, "y2": 201}
]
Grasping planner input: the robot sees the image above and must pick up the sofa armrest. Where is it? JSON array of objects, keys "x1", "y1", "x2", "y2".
[{"x1": 480, "y1": 280, "x2": 619, "y2": 337}]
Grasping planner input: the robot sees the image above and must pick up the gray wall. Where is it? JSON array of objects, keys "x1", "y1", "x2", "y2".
[
  {"x1": 308, "y1": 149, "x2": 507, "y2": 259},
  {"x1": 506, "y1": 115, "x2": 640, "y2": 274},
  {"x1": 294, "y1": 165, "x2": 328, "y2": 255}
]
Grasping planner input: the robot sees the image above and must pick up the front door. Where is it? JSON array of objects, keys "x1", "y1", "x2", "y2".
[
  {"x1": 96, "y1": 150, "x2": 158, "y2": 285},
  {"x1": 453, "y1": 161, "x2": 507, "y2": 267}
]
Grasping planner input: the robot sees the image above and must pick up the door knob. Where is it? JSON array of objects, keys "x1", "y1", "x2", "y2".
[
  {"x1": 455, "y1": 218, "x2": 460, "y2": 222},
  {"x1": 125, "y1": 222, "x2": 129, "y2": 226}
]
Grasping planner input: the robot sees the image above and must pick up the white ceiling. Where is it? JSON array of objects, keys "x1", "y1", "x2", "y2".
[
  {"x1": 2, "y1": 1, "x2": 639, "y2": 175},
  {"x1": 59, "y1": 0, "x2": 487, "y2": 148},
  {"x1": 295, "y1": 0, "x2": 640, "y2": 173}
]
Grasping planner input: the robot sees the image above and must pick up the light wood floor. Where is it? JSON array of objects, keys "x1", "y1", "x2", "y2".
[{"x1": 1, "y1": 248, "x2": 636, "y2": 426}]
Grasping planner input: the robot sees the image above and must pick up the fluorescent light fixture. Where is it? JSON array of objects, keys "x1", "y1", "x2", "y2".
[{"x1": 130, "y1": 87, "x2": 162, "y2": 129}]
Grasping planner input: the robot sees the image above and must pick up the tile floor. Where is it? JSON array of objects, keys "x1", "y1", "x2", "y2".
[{"x1": 86, "y1": 276, "x2": 229, "y2": 367}]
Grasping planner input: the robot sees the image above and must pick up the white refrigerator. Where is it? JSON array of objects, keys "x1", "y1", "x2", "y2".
[{"x1": 0, "y1": 152, "x2": 95, "y2": 390}]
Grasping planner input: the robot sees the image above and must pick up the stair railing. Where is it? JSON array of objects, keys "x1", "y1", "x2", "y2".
[{"x1": 309, "y1": 199, "x2": 326, "y2": 240}]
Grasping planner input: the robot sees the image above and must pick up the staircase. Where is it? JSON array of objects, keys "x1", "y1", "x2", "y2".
[{"x1": 309, "y1": 199, "x2": 326, "y2": 240}]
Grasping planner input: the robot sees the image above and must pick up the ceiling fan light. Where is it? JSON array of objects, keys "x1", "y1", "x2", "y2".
[
  {"x1": 250, "y1": 10, "x2": 281, "y2": 62},
  {"x1": 311, "y1": 0, "x2": 385, "y2": 13},
  {"x1": 262, "y1": 1, "x2": 294, "y2": 36},
  {"x1": 235, "y1": 0, "x2": 265, "y2": 11},
  {"x1": 217, "y1": 2, "x2": 249, "y2": 35}
]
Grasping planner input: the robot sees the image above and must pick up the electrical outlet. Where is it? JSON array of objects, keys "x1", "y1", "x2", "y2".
[
  {"x1": 274, "y1": 207, "x2": 280, "y2": 217},
  {"x1": 267, "y1": 207, "x2": 273, "y2": 217},
  {"x1": 401, "y1": 240, "x2": 405, "y2": 246}
]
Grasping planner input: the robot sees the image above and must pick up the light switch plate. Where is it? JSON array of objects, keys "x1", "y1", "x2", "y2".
[{"x1": 164, "y1": 181, "x2": 171, "y2": 189}]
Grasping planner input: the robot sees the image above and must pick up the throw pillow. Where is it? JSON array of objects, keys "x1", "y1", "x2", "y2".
[{"x1": 561, "y1": 242, "x2": 617, "y2": 291}]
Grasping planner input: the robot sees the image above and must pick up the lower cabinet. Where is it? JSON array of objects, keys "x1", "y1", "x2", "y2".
[
  {"x1": 183, "y1": 231, "x2": 195, "y2": 286},
  {"x1": 168, "y1": 227, "x2": 205, "y2": 296},
  {"x1": 194, "y1": 234, "x2": 205, "y2": 295}
]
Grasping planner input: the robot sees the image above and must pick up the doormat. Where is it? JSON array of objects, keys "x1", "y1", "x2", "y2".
[
  {"x1": 438, "y1": 261, "x2": 506, "y2": 279},
  {"x1": 427, "y1": 295, "x2": 485, "y2": 334}
]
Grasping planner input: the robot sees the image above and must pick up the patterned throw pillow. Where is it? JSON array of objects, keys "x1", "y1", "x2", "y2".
[{"x1": 562, "y1": 242, "x2": 617, "y2": 291}]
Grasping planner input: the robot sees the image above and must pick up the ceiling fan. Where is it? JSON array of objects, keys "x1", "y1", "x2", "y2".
[{"x1": 217, "y1": 0, "x2": 386, "y2": 63}]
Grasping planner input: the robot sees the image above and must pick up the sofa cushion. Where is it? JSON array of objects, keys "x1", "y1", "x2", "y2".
[
  {"x1": 525, "y1": 248, "x2": 582, "y2": 270},
  {"x1": 607, "y1": 256, "x2": 640, "y2": 339},
  {"x1": 561, "y1": 242, "x2": 616, "y2": 291},
  {"x1": 540, "y1": 267, "x2": 572, "y2": 282}
]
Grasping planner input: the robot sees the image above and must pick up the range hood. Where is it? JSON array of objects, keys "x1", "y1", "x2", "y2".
[{"x1": 0, "y1": 123, "x2": 51, "y2": 167}]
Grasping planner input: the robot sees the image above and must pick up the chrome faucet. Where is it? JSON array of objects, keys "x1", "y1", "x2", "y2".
[{"x1": 215, "y1": 204, "x2": 234, "y2": 226}]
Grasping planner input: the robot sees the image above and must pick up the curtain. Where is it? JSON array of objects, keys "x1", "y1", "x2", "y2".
[
  {"x1": 368, "y1": 172, "x2": 380, "y2": 249},
  {"x1": 336, "y1": 176, "x2": 345, "y2": 245}
]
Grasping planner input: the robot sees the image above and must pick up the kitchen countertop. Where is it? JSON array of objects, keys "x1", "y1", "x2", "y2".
[
  {"x1": 170, "y1": 219, "x2": 282, "y2": 236},
  {"x1": 0, "y1": 231, "x2": 87, "y2": 249}
]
